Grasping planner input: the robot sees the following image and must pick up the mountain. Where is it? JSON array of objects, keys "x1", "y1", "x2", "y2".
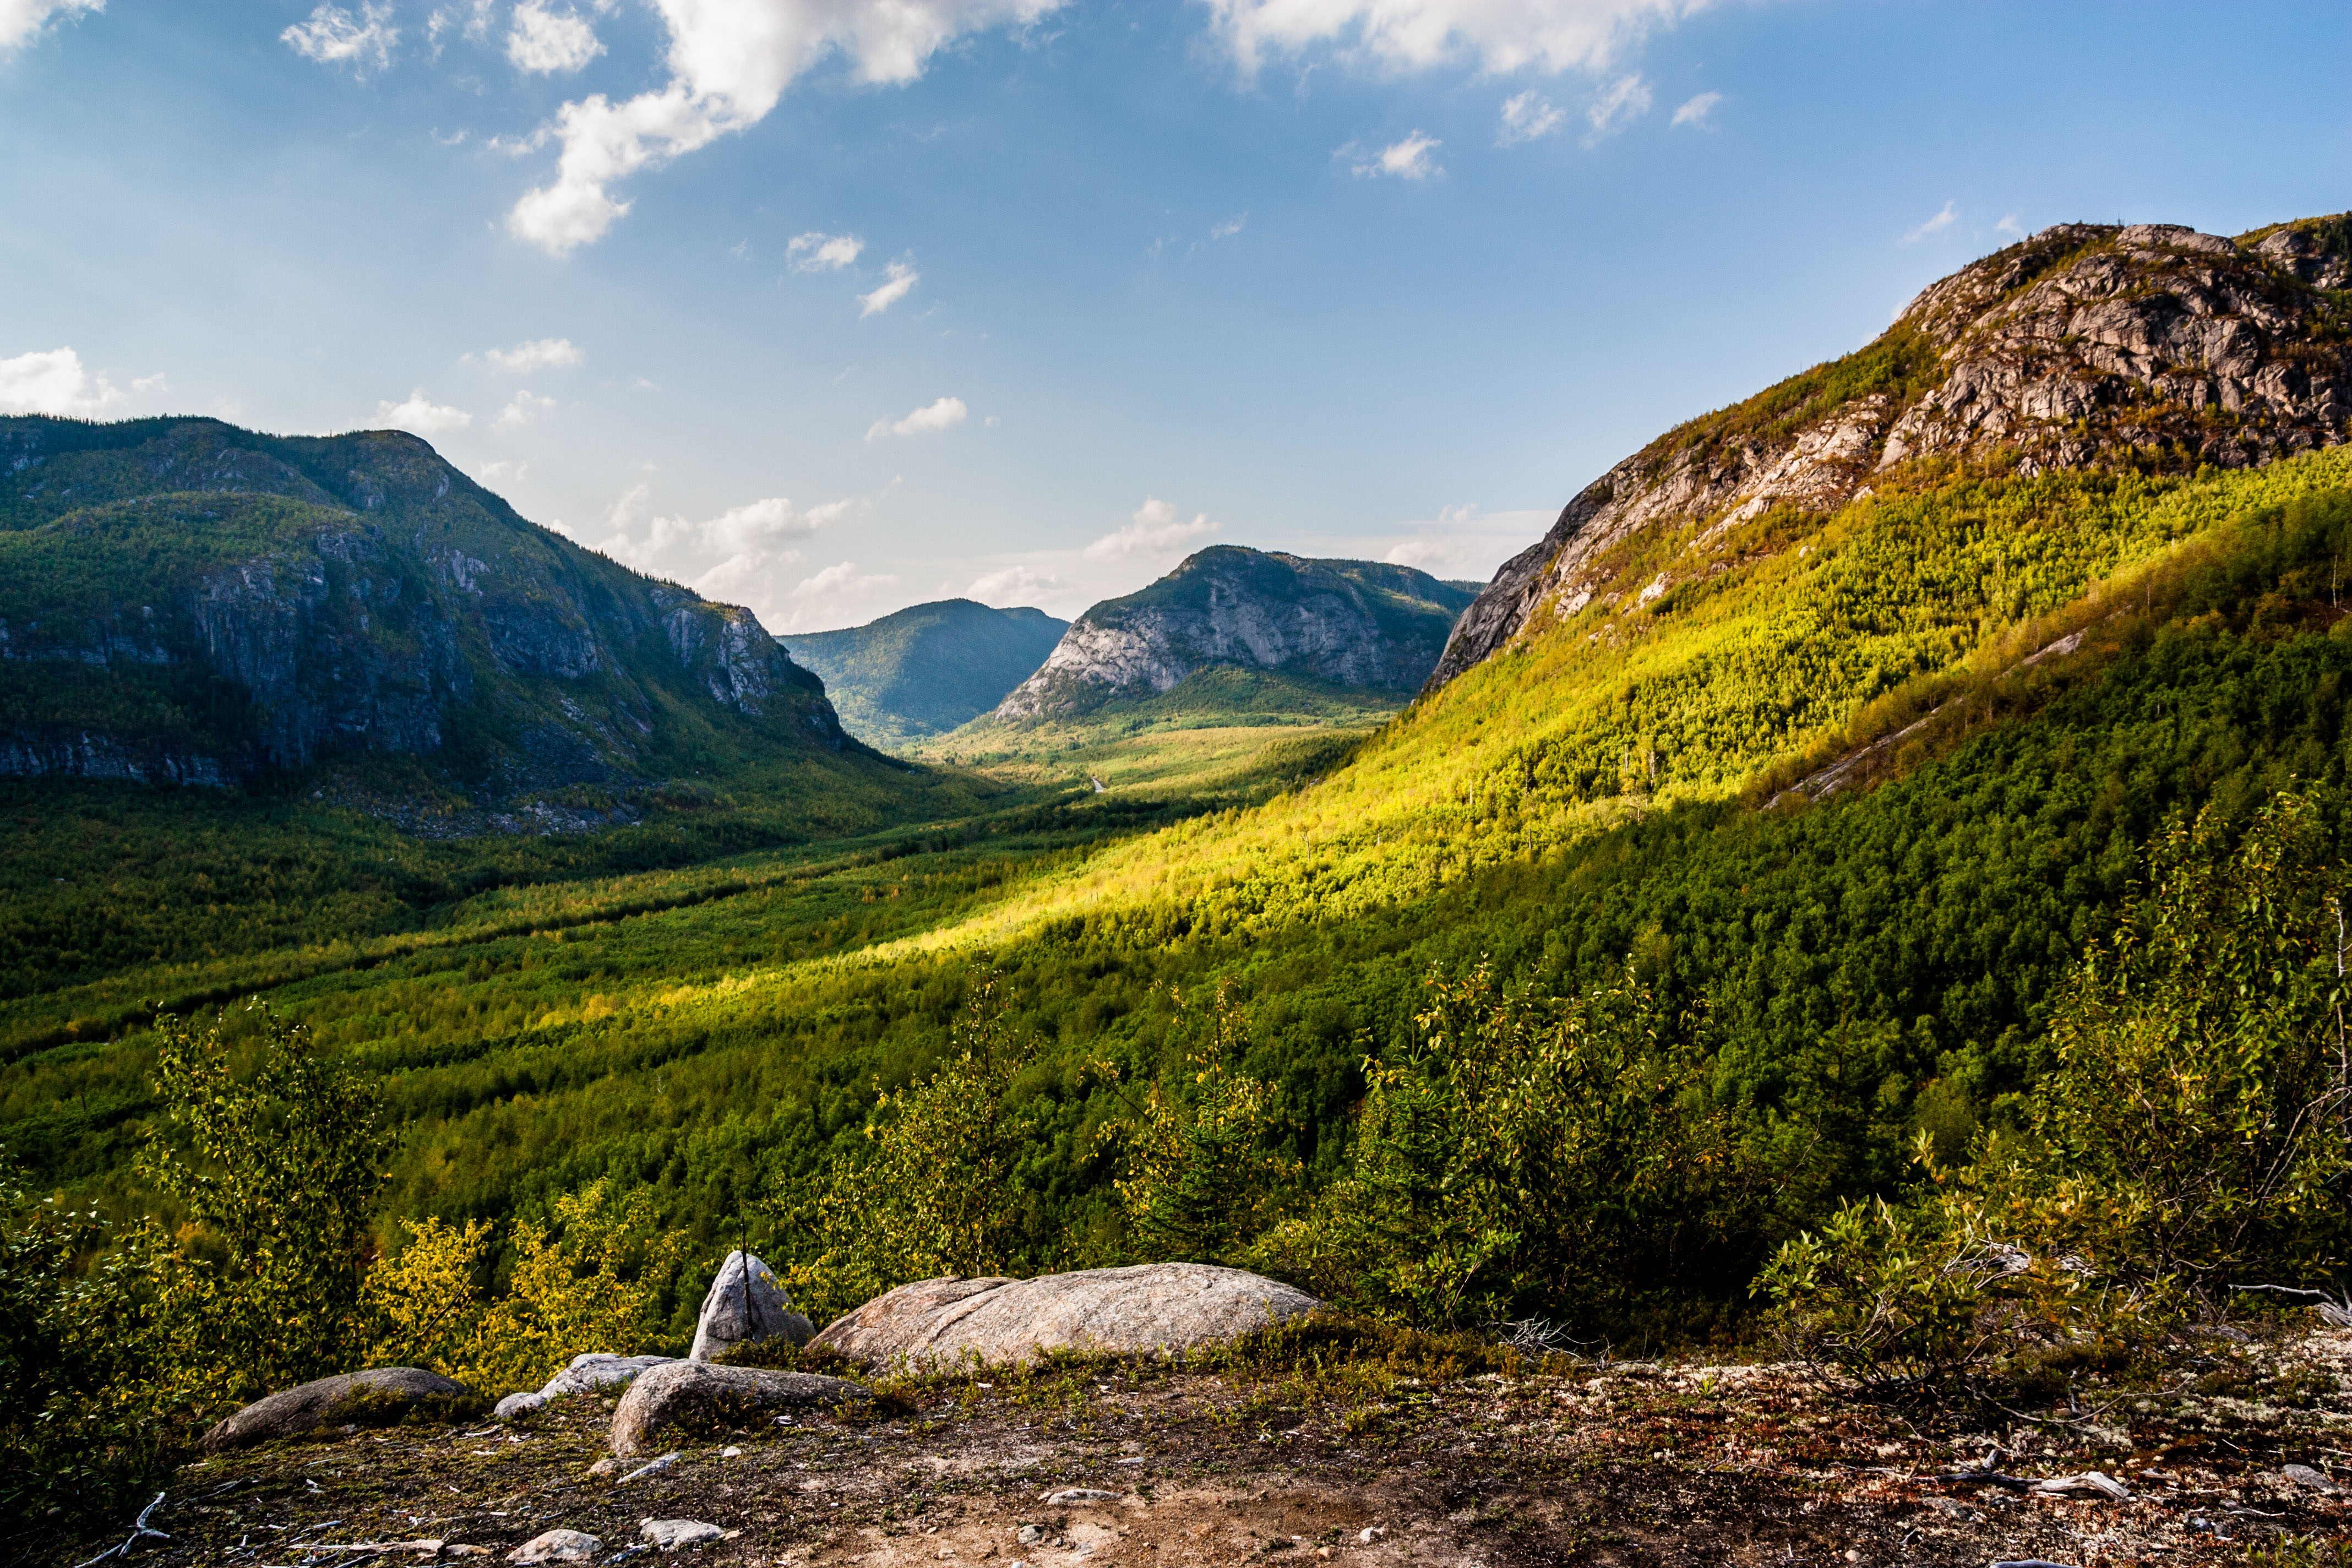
[
  {"x1": 994, "y1": 546, "x2": 1477, "y2": 722},
  {"x1": 0, "y1": 416, "x2": 861, "y2": 793},
  {"x1": 1429, "y1": 215, "x2": 2352, "y2": 689},
  {"x1": 781, "y1": 599, "x2": 1068, "y2": 749}
]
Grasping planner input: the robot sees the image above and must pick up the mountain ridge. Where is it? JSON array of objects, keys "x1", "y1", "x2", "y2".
[
  {"x1": 781, "y1": 598, "x2": 1068, "y2": 749},
  {"x1": 1429, "y1": 214, "x2": 2352, "y2": 690}
]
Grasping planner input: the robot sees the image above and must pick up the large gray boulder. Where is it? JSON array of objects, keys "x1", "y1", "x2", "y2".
[
  {"x1": 200, "y1": 1366, "x2": 488, "y2": 1452},
  {"x1": 688, "y1": 1250, "x2": 813, "y2": 1361},
  {"x1": 810, "y1": 1262, "x2": 1322, "y2": 1370},
  {"x1": 609, "y1": 1360, "x2": 866, "y2": 1457},
  {"x1": 498, "y1": 1353, "x2": 678, "y2": 1419}
]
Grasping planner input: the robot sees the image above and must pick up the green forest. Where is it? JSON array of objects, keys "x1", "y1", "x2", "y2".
[{"x1": 7, "y1": 440, "x2": 2352, "y2": 1541}]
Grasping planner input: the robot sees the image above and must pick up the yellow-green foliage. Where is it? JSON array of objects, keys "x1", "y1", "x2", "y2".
[
  {"x1": 365, "y1": 1182, "x2": 690, "y2": 1393},
  {"x1": 1098, "y1": 984, "x2": 1299, "y2": 1265}
]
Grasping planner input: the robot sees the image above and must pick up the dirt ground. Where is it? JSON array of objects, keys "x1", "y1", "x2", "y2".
[{"x1": 42, "y1": 1325, "x2": 2352, "y2": 1568}]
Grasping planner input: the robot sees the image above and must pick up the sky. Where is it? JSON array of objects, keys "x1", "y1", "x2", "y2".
[{"x1": 0, "y1": 2, "x2": 2345, "y2": 633}]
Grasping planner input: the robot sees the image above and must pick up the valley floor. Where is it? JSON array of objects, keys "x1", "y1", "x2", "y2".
[{"x1": 43, "y1": 1326, "x2": 2352, "y2": 1568}]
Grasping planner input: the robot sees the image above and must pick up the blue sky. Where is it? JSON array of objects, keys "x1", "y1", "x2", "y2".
[{"x1": 1, "y1": 1, "x2": 2345, "y2": 631}]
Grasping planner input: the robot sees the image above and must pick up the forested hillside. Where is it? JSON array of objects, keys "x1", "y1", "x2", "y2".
[{"x1": 781, "y1": 598, "x2": 1068, "y2": 750}]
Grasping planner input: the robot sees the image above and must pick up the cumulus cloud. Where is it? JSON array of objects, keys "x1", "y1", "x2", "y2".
[
  {"x1": 788, "y1": 231, "x2": 863, "y2": 271},
  {"x1": 428, "y1": 1, "x2": 494, "y2": 49},
  {"x1": 1902, "y1": 200, "x2": 1957, "y2": 244},
  {"x1": 496, "y1": 390, "x2": 556, "y2": 429},
  {"x1": 1996, "y1": 212, "x2": 2024, "y2": 238},
  {"x1": 506, "y1": 0, "x2": 1063, "y2": 255},
  {"x1": 1210, "y1": 213, "x2": 1248, "y2": 240},
  {"x1": 480, "y1": 336, "x2": 584, "y2": 373},
  {"x1": 857, "y1": 260, "x2": 920, "y2": 315},
  {"x1": 507, "y1": 0, "x2": 603, "y2": 74},
  {"x1": 1205, "y1": 0, "x2": 1708, "y2": 78},
  {"x1": 966, "y1": 564, "x2": 1061, "y2": 604},
  {"x1": 0, "y1": 0, "x2": 102, "y2": 52},
  {"x1": 281, "y1": 2, "x2": 400, "y2": 75},
  {"x1": 1083, "y1": 498, "x2": 1220, "y2": 562},
  {"x1": 1670, "y1": 88, "x2": 1719, "y2": 126},
  {"x1": 1496, "y1": 89, "x2": 1565, "y2": 145},
  {"x1": 865, "y1": 395, "x2": 967, "y2": 440},
  {"x1": 1583, "y1": 72, "x2": 1651, "y2": 140},
  {"x1": 592, "y1": 486, "x2": 861, "y2": 624},
  {"x1": 0, "y1": 347, "x2": 127, "y2": 416},
  {"x1": 1349, "y1": 131, "x2": 1441, "y2": 181},
  {"x1": 372, "y1": 389, "x2": 472, "y2": 434}
]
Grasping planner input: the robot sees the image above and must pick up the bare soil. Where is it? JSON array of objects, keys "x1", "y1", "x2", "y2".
[{"x1": 44, "y1": 1327, "x2": 2352, "y2": 1568}]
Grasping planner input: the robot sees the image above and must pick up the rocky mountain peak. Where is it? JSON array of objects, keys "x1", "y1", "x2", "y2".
[{"x1": 1427, "y1": 213, "x2": 2352, "y2": 690}]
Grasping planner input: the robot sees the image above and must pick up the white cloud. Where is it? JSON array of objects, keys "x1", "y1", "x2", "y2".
[
  {"x1": 966, "y1": 564, "x2": 1061, "y2": 603},
  {"x1": 372, "y1": 388, "x2": 472, "y2": 435},
  {"x1": 1349, "y1": 131, "x2": 1442, "y2": 180},
  {"x1": 788, "y1": 231, "x2": 864, "y2": 271},
  {"x1": 428, "y1": 2, "x2": 494, "y2": 48},
  {"x1": 857, "y1": 260, "x2": 920, "y2": 315},
  {"x1": 703, "y1": 494, "x2": 856, "y2": 552},
  {"x1": 1205, "y1": 0, "x2": 1708, "y2": 78},
  {"x1": 1996, "y1": 211, "x2": 2024, "y2": 238},
  {"x1": 507, "y1": 0, "x2": 603, "y2": 74},
  {"x1": 1496, "y1": 89, "x2": 1565, "y2": 145},
  {"x1": 0, "y1": 346, "x2": 126, "y2": 416},
  {"x1": 1670, "y1": 88, "x2": 1719, "y2": 126},
  {"x1": 480, "y1": 336, "x2": 584, "y2": 373},
  {"x1": 1583, "y1": 71, "x2": 1651, "y2": 140},
  {"x1": 506, "y1": 0, "x2": 1063, "y2": 255},
  {"x1": 0, "y1": 0, "x2": 101, "y2": 53},
  {"x1": 131, "y1": 372, "x2": 168, "y2": 396},
  {"x1": 767, "y1": 559, "x2": 900, "y2": 630},
  {"x1": 865, "y1": 395, "x2": 967, "y2": 440},
  {"x1": 281, "y1": 2, "x2": 400, "y2": 75},
  {"x1": 1902, "y1": 200, "x2": 1957, "y2": 244},
  {"x1": 1209, "y1": 213, "x2": 1248, "y2": 241},
  {"x1": 496, "y1": 390, "x2": 557, "y2": 429},
  {"x1": 1082, "y1": 498, "x2": 1220, "y2": 561}
]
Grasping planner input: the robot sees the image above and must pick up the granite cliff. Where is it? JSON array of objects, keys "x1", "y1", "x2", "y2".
[
  {"x1": 996, "y1": 547, "x2": 1476, "y2": 722},
  {"x1": 1429, "y1": 214, "x2": 2352, "y2": 689},
  {"x1": 0, "y1": 417, "x2": 850, "y2": 791}
]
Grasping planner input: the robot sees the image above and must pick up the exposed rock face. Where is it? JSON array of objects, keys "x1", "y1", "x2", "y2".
[
  {"x1": 996, "y1": 548, "x2": 1476, "y2": 721},
  {"x1": 688, "y1": 1250, "x2": 814, "y2": 1361},
  {"x1": 199, "y1": 1366, "x2": 488, "y2": 1452},
  {"x1": 809, "y1": 1263, "x2": 1324, "y2": 1369},
  {"x1": 1428, "y1": 215, "x2": 2352, "y2": 690},
  {"x1": 0, "y1": 417, "x2": 850, "y2": 791},
  {"x1": 608, "y1": 1362, "x2": 867, "y2": 1457}
]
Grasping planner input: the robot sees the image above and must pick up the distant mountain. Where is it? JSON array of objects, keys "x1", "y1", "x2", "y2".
[
  {"x1": 781, "y1": 598, "x2": 1069, "y2": 748},
  {"x1": 994, "y1": 547, "x2": 1477, "y2": 722},
  {"x1": 1430, "y1": 215, "x2": 2352, "y2": 690},
  {"x1": 0, "y1": 416, "x2": 865, "y2": 793}
]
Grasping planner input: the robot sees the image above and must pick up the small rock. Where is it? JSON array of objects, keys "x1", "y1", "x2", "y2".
[
  {"x1": 2283, "y1": 1463, "x2": 2340, "y2": 1493},
  {"x1": 641, "y1": 1518, "x2": 725, "y2": 1551},
  {"x1": 620, "y1": 1451, "x2": 682, "y2": 1483},
  {"x1": 721, "y1": 1446, "x2": 742, "y2": 1458},
  {"x1": 507, "y1": 1528, "x2": 602, "y2": 1563},
  {"x1": 1359, "y1": 1526, "x2": 1385, "y2": 1543},
  {"x1": 495, "y1": 1392, "x2": 548, "y2": 1422},
  {"x1": 1923, "y1": 1496, "x2": 1981, "y2": 1522},
  {"x1": 689, "y1": 1250, "x2": 814, "y2": 1360},
  {"x1": 1043, "y1": 1489, "x2": 1120, "y2": 1505},
  {"x1": 588, "y1": 1457, "x2": 619, "y2": 1478},
  {"x1": 1017, "y1": 1525, "x2": 1044, "y2": 1545}
]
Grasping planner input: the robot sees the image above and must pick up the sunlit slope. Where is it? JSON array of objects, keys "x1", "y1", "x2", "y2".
[{"x1": 871, "y1": 444, "x2": 2352, "y2": 952}]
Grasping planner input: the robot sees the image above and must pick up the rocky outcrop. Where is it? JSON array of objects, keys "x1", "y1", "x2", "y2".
[
  {"x1": 1428, "y1": 215, "x2": 2352, "y2": 690},
  {"x1": 809, "y1": 1263, "x2": 1324, "y2": 1369},
  {"x1": 688, "y1": 1250, "x2": 814, "y2": 1361},
  {"x1": 199, "y1": 1366, "x2": 488, "y2": 1452},
  {"x1": 0, "y1": 417, "x2": 855, "y2": 792},
  {"x1": 997, "y1": 549, "x2": 1475, "y2": 721},
  {"x1": 608, "y1": 1362, "x2": 867, "y2": 1457},
  {"x1": 496, "y1": 1353, "x2": 677, "y2": 1419}
]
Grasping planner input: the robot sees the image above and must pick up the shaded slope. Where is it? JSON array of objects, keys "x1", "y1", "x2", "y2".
[
  {"x1": 781, "y1": 599, "x2": 1067, "y2": 748},
  {"x1": 0, "y1": 416, "x2": 861, "y2": 793}
]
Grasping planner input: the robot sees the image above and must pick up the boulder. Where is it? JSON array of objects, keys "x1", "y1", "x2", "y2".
[
  {"x1": 689, "y1": 1250, "x2": 813, "y2": 1360},
  {"x1": 641, "y1": 1519, "x2": 724, "y2": 1551},
  {"x1": 609, "y1": 1361, "x2": 867, "y2": 1457},
  {"x1": 508, "y1": 1528, "x2": 602, "y2": 1563},
  {"x1": 498, "y1": 1352, "x2": 678, "y2": 1420},
  {"x1": 810, "y1": 1262, "x2": 1321, "y2": 1370},
  {"x1": 200, "y1": 1366, "x2": 488, "y2": 1453}
]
